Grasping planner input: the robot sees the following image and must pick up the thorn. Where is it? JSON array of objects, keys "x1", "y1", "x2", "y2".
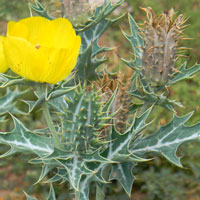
[
  {"x1": 176, "y1": 54, "x2": 189, "y2": 58},
  {"x1": 181, "y1": 24, "x2": 190, "y2": 29},
  {"x1": 177, "y1": 47, "x2": 192, "y2": 50},
  {"x1": 180, "y1": 37, "x2": 193, "y2": 40},
  {"x1": 146, "y1": 46, "x2": 157, "y2": 53},
  {"x1": 172, "y1": 68, "x2": 182, "y2": 73}
]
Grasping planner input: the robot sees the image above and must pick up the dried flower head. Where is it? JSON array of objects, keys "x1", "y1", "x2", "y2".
[
  {"x1": 141, "y1": 7, "x2": 186, "y2": 86},
  {"x1": 94, "y1": 72, "x2": 132, "y2": 133}
]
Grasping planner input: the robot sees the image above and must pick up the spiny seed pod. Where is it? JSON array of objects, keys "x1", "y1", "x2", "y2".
[
  {"x1": 141, "y1": 7, "x2": 186, "y2": 86},
  {"x1": 61, "y1": 87, "x2": 112, "y2": 153}
]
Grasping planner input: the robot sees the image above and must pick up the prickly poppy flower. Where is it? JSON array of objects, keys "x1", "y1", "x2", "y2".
[
  {"x1": 3, "y1": 16, "x2": 81, "y2": 84},
  {"x1": 0, "y1": 36, "x2": 8, "y2": 73}
]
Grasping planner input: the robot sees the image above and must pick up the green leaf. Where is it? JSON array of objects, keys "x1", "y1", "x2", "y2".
[
  {"x1": 129, "y1": 88, "x2": 183, "y2": 112},
  {"x1": 81, "y1": 150, "x2": 113, "y2": 163},
  {"x1": 29, "y1": 0, "x2": 54, "y2": 20},
  {"x1": 168, "y1": 62, "x2": 200, "y2": 85},
  {"x1": 0, "y1": 88, "x2": 28, "y2": 115},
  {"x1": 47, "y1": 184, "x2": 56, "y2": 200},
  {"x1": 76, "y1": 44, "x2": 107, "y2": 81},
  {"x1": 107, "y1": 127, "x2": 134, "y2": 162},
  {"x1": 24, "y1": 192, "x2": 38, "y2": 200},
  {"x1": 0, "y1": 116, "x2": 6, "y2": 123},
  {"x1": 121, "y1": 13, "x2": 144, "y2": 71},
  {"x1": 0, "y1": 73, "x2": 36, "y2": 88},
  {"x1": 104, "y1": 119, "x2": 147, "y2": 163},
  {"x1": 0, "y1": 115, "x2": 53, "y2": 157},
  {"x1": 24, "y1": 79, "x2": 77, "y2": 113},
  {"x1": 57, "y1": 155, "x2": 93, "y2": 190},
  {"x1": 76, "y1": 0, "x2": 124, "y2": 32},
  {"x1": 110, "y1": 162, "x2": 136, "y2": 196},
  {"x1": 134, "y1": 106, "x2": 153, "y2": 135},
  {"x1": 76, "y1": 1, "x2": 123, "y2": 81},
  {"x1": 133, "y1": 112, "x2": 200, "y2": 167},
  {"x1": 34, "y1": 165, "x2": 53, "y2": 184},
  {"x1": 76, "y1": 176, "x2": 92, "y2": 200},
  {"x1": 48, "y1": 96, "x2": 68, "y2": 114},
  {"x1": 44, "y1": 168, "x2": 69, "y2": 184},
  {"x1": 43, "y1": 148, "x2": 73, "y2": 160}
]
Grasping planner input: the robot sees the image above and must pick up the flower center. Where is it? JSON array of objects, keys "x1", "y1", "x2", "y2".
[{"x1": 35, "y1": 43, "x2": 41, "y2": 49}]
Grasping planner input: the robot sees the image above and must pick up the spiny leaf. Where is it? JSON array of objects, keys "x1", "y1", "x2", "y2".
[
  {"x1": 132, "y1": 112, "x2": 200, "y2": 167},
  {"x1": 34, "y1": 165, "x2": 53, "y2": 184},
  {"x1": 0, "y1": 73, "x2": 36, "y2": 88},
  {"x1": 121, "y1": 13, "x2": 144, "y2": 71},
  {"x1": 76, "y1": 44, "x2": 107, "y2": 81},
  {"x1": 76, "y1": 0, "x2": 124, "y2": 32},
  {"x1": 24, "y1": 192, "x2": 38, "y2": 200},
  {"x1": 129, "y1": 88, "x2": 183, "y2": 112},
  {"x1": 81, "y1": 150, "x2": 113, "y2": 163},
  {"x1": 48, "y1": 96, "x2": 68, "y2": 114},
  {"x1": 57, "y1": 155, "x2": 93, "y2": 190},
  {"x1": 47, "y1": 184, "x2": 56, "y2": 200},
  {"x1": 44, "y1": 168, "x2": 69, "y2": 184},
  {"x1": 0, "y1": 88, "x2": 28, "y2": 115},
  {"x1": 101, "y1": 107, "x2": 151, "y2": 163},
  {"x1": 134, "y1": 106, "x2": 153, "y2": 135},
  {"x1": 168, "y1": 62, "x2": 200, "y2": 85},
  {"x1": 0, "y1": 115, "x2": 53, "y2": 157},
  {"x1": 76, "y1": 176, "x2": 92, "y2": 200},
  {"x1": 102, "y1": 87, "x2": 118, "y2": 113},
  {"x1": 103, "y1": 125, "x2": 144, "y2": 163},
  {"x1": 29, "y1": 0, "x2": 54, "y2": 20},
  {"x1": 76, "y1": 1, "x2": 123, "y2": 81},
  {"x1": 24, "y1": 79, "x2": 77, "y2": 113},
  {"x1": 42, "y1": 148, "x2": 73, "y2": 160},
  {"x1": 107, "y1": 126, "x2": 134, "y2": 161},
  {"x1": 0, "y1": 115, "x2": 6, "y2": 123},
  {"x1": 110, "y1": 162, "x2": 136, "y2": 196}
]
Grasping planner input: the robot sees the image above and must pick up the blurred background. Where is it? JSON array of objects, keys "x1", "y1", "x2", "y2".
[{"x1": 0, "y1": 0, "x2": 200, "y2": 199}]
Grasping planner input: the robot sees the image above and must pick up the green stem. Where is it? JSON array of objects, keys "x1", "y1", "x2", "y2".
[
  {"x1": 96, "y1": 182, "x2": 105, "y2": 200},
  {"x1": 42, "y1": 101, "x2": 64, "y2": 150},
  {"x1": 59, "y1": 0, "x2": 66, "y2": 17}
]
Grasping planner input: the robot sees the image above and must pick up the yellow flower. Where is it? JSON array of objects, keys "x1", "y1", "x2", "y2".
[
  {"x1": 3, "y1": 16, "x2": 81, "y2": 84},
  {"x1": 0, "y1": 36, "x2": 8, "y2": 73}
]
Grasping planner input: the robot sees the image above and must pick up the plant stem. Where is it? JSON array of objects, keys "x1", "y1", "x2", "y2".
[
  {"x1": 42, "y1": 101, "x2": 64, "y2": 150},
  {"x1": 59, "y1": 0, "x2": 66, "y2": 17},
  {"x1": 96, "y1": 182, "x2": 105, "y2": 200}
]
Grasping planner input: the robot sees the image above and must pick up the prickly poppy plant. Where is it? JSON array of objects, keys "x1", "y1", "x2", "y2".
[{"x1": 0, "y1": 1, "x2": 200, "y2": 200}]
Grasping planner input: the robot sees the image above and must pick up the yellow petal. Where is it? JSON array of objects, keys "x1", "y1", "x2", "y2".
[
  {"x1": 12, "y1": 16, "x2": 77, "y2": 49},
  {"x1": 39, "y1": 35, "x2": 81, "y2": 84},
  {"x1": 48, "y1": 18, "x2": 77, "y2": 49},
  {"x1": 17, "y1": 16, "x2": 50, "y2": 45},
  {"x1": 4, "y1": 17, "x2": 82, "y2": 84},
  {"x1": 7, "y1": 21, "x2": 29, "y2": 39},
  {"x1": 3, "y1": 36, "x2": 47, "y2": 82},
  {"x1": 52, "y1": 35, "x2": 81, "y2": 83},
  {"x1": 0, "y1": 36, "x2": 8, "y2": 73}
]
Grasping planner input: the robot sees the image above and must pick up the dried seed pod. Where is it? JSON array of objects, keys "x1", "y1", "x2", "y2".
[
  {"x1": 141, "y1": 7, "x2": 186, "y2": 86},
  {"x1": 94, "y1": 72, "x2": 132, "y2": 133}
]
